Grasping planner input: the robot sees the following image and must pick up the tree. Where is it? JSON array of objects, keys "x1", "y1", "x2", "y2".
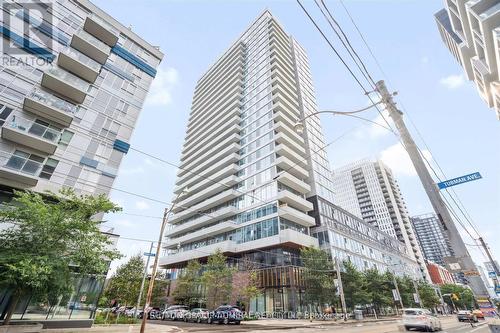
[
  {"x1": 341, "y1": 261, "x2": 369, "y2": 310},
  {"x1": 232, "y1": 258, "x2": 262, "y2": 312},
  {"x1": 103, "y1": 254, "x2": 144, "y2": 307},
  {"x1": 418, "y1": 282, "x2": 441, "y2": 309},
  {"x1": 300, "y1": 247, "x2": 338, "y2": 311},
  {"x1": 363, "y1": 268, "x2": 393, "y2": 313},
  {"x1": 145, "y1": 273, "x2": 170, "y2": 308},
  {"x1": 201, "y1": 250, "x2": 234, "y2": 310},
  {"x1": 0, "y1": 189, "x2": 121, "y2": 325},
  {"x1": 172, "y1": 260, "x2": 202, "y2": 307},
  {"x1": 397, "y1": 276, "x2": 418, "y2": 308},
  {"x1": 440, "y1": 283, "x2": 475, "y2": 310}
]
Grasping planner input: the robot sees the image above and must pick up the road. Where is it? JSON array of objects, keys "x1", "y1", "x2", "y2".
[{"x1": 153, "y1": 317, "x2": 493, "y2": 333}]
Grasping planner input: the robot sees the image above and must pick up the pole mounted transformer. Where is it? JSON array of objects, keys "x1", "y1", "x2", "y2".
[{"x1": 375, "y1": 80, "x2": 489, "y2": 298}]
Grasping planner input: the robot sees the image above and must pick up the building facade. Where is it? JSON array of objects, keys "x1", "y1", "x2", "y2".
[
  {"x1": 411, "y1": 213, "x2": 453, "y2": 266},
  {"x1": 426, "y1": 260, "x2": 455, "y2": 285},
  {"x1": 435, "y1": 1, "x2": 500, "y2": 119},
  {"x1": 0, "y1": 0, "x2": 162, "y2": 322},
  {"x1": 160, "y1": 11, "x2": 422, "y2": 313},
  {"x1": 332, "y1": 159, "x2": 430, "y2": 281}
]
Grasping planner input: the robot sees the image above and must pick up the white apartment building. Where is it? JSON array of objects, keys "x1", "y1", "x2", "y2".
[
  {"x1": 332, "y1": 159, "x2": 430, "y2": 281},
  {"x1": 160, "y1": 11, "x2": 422, "y2": 312},
  {"x1": 435, "y1": 0, "x2": 500, "y2": 119},
  {"x1": 0, "y1": 0, "x2": 162, "y2": 322}
]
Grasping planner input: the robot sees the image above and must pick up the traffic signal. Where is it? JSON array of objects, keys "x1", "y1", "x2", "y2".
[{"x1": 452, "y1": 293, "x2": 459, "y2": 301}]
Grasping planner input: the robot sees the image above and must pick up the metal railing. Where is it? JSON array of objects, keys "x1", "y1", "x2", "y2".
[
  {"x1": 29, "y1": 89, "x2": 79, "y2": 115},
  {"x1": 61, "y1": 47, "x2": 101, "y2": 72},
  {"x1": 1, "y1": 151, "x2": 43, "y2": 176},
  {"x1": 7, "y1": 113, "x2": 61, "y2": 143},
  {"x1": 45, "y1": 67, "x2": 90, "y2": 92}
]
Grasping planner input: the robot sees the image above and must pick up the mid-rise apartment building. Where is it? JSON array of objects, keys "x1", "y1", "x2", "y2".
[
  {"x1": 411, "y1": 213, "x2": 453, "y2": 266},
  {"x1": 332, "y1": 159, "x2": 430, "y2": 281},
  {"x1": 160, "y1": 11, "x2": 422, "y2": 313},
  {"x1": 435, "y1": 0, "x2": 500, "y2": 119},
  {"x1": 0, "y1": 0, "x2": 162, "y2": 321}
]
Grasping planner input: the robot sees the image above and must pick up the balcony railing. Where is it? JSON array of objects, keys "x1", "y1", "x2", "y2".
[
  {"x1": 8, "y1": 114, "x2": 61, "y2": 143},
  {"x1": 45, "y1": 67, "x2": 90, "y2": 93},
  {"x1": 1, "y1": 151, "x2": 43, "y2": 176},
  {"x1": 60, "y1": 47, "x2": 101, "y2": 72},
  {"x1": 30, "y1": 89, "x2": 79, "y2": 115},
  {"x1": 89, "y1": 14, "x2": 120, "y2": 36}
]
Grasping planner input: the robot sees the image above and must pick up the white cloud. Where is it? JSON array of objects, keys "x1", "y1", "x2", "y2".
[
  {"x1": 440, "y1": 74, "x2": 465, "y2": 90},
  {"x1": 145, "y1": 67, "x2": 179, "y2": 106},
  {"x1": 352, "y1": 110, "x2": 393, "y2": 139},
  {"x1": 379, "y1": 143, "x2": 432, "y2": 177},
  {"x1": 421, "y1": 56, "x2": 429, "y2": 64},
  {"x1": 135, "y1": 200, "x2": 150, "y2": 211}
]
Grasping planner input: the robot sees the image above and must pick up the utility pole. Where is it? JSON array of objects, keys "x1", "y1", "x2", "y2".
[
  {"x1": 478, "y1": 237, "x2": 500, "y2": 275},
  {"x1": 412, "y1": 280, "x2": 421, "y2": 306},
  {"x1": 392, "y1": 273, "x2": 404, "y2": 313},
  {"x1": 134, "y1": 242, "x2": 154, "y2": 318},
  {"x1": 375, "y1": 80, "x2": 489, "y2": 298}
]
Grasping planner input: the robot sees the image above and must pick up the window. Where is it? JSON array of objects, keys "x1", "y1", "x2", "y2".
[
  {"x1": 6, "y1": 150, "x2": 44, "y2": 175},
  {"x1": 29, "y1": 119, "x2": 61, "y2": 141},
  {"x1": 0, "y1": 104, "x2": 13, "y2": 126},
  {"x1": 39, "y1": 158, "x2": 59, "y2": 179},
  {"x1": 59, "y1": 130, "x2": 74, "y2": 146}
]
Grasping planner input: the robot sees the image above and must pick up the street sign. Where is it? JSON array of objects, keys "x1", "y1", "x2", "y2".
[
  {"x1": 489, "y1": 272, "x2": 497, "y2": 278},
  {"x1": 437, "y1": 172, "x2": 482, "y2": 190},
  {"x1": 413, "y1": 293, "x2": 420, "y2": 304},
  {"x1": 463, "y1": 270, "x2": 481, "y2": 277},
  {"x1": 143, "y1": 252, "x2": 156, "y2": 257},
  {"x1": 392, "y1": 289, "x2": 400, "y2": 301},
  {"x1": 495, "y1": 285, "x2": 500, "y2": 295}
]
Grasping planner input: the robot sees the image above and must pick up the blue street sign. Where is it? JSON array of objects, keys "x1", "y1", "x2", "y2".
[
  {"x1": 437, "y1": 172, "x2": 482, "y2": 190},
  {"x1": 495, "y1": 285, "x2": 500, "y2": 295},
  {"x1": 489, "y1": 272, "x2": 497, "y2": 278},
  {"x1": 144, "y1": 252, "x2": 156, "y2": 257}
]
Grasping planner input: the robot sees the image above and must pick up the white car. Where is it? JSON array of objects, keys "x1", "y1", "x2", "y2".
[
  {"x1": 402, "y1": 308, "x2": 442, "y2": 332},
  {"x1": 162, "y1": 305, "x2": 189, "y2": 321}
]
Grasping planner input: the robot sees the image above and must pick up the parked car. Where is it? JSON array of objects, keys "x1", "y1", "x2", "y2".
[
  {"x1": 402, "y1": 308, "x2": 442, "y2": 332},
  {"x1": 184, "y1": 308, "x2": 210, "y2": 323},
  {"x1": 457, "y1": 310, "x2": 478, "y2": 323},
  {"x1": 125, "y1": 307, "x2": 137, "y2": 317},
  {"x1": 138, "y1": 307, "x2": 162, "y2": 320},
  {"x1": 162, "y1": 305, "x2": 189, "y2": 321},
  {"x1": 472, "y1": 309, "x2": 485, "y2": 320},
  {"x1": 115, "y1": 306, "x2": 133, "y2": 315},
  {"x1": 208, "y1": 305, "x2": 243, "y2": 325}
]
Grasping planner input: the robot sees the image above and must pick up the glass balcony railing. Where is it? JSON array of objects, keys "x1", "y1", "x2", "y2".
[
  {"x1": 29, "y1": 89, "x2": 79, "y2": 115},
  {"x1": 89, "y1": 14, "x2": 120, "y2": 36},
  {"x1": 46, "y1": 67, "x2": 90, "y2": 92},
  {"x1": 61, "y1": 47, "x2": 101, "y2": 72},
  {"x1": 7, "y1": 113, "x2": 61, "y2": 143},
  {"x1": 76, "y1": 29, "x2": 111, "y2": 53},
  {"x1": 1, "y1": 151, "x2": 43, "y2": 176}
]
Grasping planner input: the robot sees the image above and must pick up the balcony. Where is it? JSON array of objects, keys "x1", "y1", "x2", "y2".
[
  {"x1": 159, "y1": 240, "x2": 236, "y2": 268},
  {"x1": 235, "y1": 229, "x2": 318, "y2": 253},
  {"x1": 169, "y1": 189, "x2": 240, "y2": 223},
  {"x1": 0, "y1": 151, "x2": 41, "y2": 188},
  {"x1": 275, "y1": 144, "x2": 305, "y2": 166},
  {"x1": 2, "y1": 114, "x2": 61, "y2": 154},
  {"x1": 166, "y1": 206, "x2": 238, "y2": 237},
  {"x1": 71, "y1": 30, "x2": 111, "y2": 64},
  {"x1": 275, "y1": 156, "x2": 309, "y2": 180},
  {"x1": 165, "y1": 221, "x2": 239, "y2": 249},
  {"x1": 23, "y1": 89, "x2": 77, "y2": 127},
  {"x1": 83, "y1": 14, "x2": 119, "y2": 46},
  {"x1": 57, "y1": 48, "x2": 101, "y2": 83},
  {"x1": 274, "y1": 132, "x2": 306, "y2": 155},
  {"x1": 277, "y1": 189, "x2": 313, "y2": 212},
  {"x1": 174, "y1": 175, "x2": 240, "y2": 213},
  {"x1": 174, "y1": 164, "x2": 238, "y2": 196},
  {"x1": 177, "y1": 142, "x2": 240, "y2": 178},
  {"x1": 278, "y1": 204, "x2": 316, "y2": 227},
  {"x1": 41, "y1": 68, "x2": 89, "y2": 104},
  {"x1": 276, "y1": 171, "x2": 310, "y2": 194}
]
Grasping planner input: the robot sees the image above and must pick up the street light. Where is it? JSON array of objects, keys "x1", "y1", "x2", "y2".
[{"x1": 139, "y1": 187, "x2": 188, "y2": 333}]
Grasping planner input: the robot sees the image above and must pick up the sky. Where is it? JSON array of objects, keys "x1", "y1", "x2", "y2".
[{"x1": 92, "y1": 0, "x2": 500, "y2": 277}]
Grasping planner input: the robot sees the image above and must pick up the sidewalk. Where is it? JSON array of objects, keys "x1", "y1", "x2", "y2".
[
  {"x1": 43, "y1": 324, "x2": 181, "y2": 333},
  {"x1": 241, "y1": 316, "x2": 400, "y2": 328}
]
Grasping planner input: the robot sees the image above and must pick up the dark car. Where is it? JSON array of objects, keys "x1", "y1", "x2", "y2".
[
  {"x1": 208, "y1": 305, "x2": 243, "y2": 325},
  {"x1": 457, "y1": 310, "x2": 478, "y2": 323},
  {"x1": 184, "y1": 308, "x2": 209, "y2": 323},
  {"x1": 138, "y1": 307, "x2": 162, "y2": 320}
]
